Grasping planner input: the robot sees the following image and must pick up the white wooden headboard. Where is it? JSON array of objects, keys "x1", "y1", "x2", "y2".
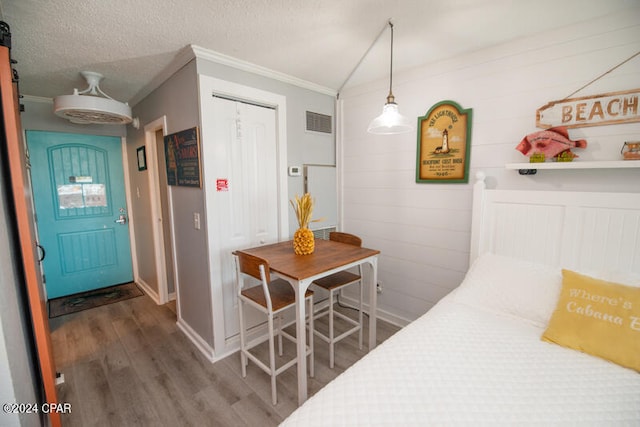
[{"x1": 470, "y1": 172, "x2": 640, "y2": 276}]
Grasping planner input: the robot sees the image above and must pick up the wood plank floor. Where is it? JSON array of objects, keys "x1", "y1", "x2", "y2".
[{"x1": 49, "y1": 292, "x2": 400, "y2": 426}]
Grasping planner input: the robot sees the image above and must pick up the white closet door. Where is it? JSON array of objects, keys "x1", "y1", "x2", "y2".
[{"x1": 209, "y1": 96, "x2": 279, "y2": 338}]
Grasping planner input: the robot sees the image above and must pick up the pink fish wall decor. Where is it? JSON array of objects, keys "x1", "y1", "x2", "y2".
[{"x1": 516, "y1": 126, "x2": 587, "y2": 159}]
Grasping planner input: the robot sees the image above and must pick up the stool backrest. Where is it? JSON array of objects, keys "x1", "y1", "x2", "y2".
[
  {"x1": 236, "y1": 252, "x2": 271, "y2": 282},
  {"x1": 329, "y1": 231, "x2": 362, "y2": 247},
  {"x1": 234, "y1": 252, "x2": 273, "y2": 311}
]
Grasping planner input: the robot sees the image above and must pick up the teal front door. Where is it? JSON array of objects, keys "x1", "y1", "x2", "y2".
[{"x1": 27, "y1": 131, "x2": 133, "y2": 299}]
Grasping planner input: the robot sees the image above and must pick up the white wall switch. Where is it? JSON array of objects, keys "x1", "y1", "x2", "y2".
[{"x1": 193, "y1": 212, "x2": 201, "y2": 230}]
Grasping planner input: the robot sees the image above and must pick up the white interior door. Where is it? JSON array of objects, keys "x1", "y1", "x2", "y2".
[{"x1": 208, "y1": 96, "x2": 280, "y2": 338}]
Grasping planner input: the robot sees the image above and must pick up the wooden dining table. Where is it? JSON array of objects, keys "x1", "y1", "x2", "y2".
[{"x1": 234, "y1": 238, "x2": 380, "y2": 405}]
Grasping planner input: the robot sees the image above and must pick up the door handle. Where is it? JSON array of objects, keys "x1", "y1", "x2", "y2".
[
  {"x1": 114, "y1": 214, "x2": 127, "y2": 225},
  {"x1": 36, "y1": 243, "x2": 46, "y2": 262}
]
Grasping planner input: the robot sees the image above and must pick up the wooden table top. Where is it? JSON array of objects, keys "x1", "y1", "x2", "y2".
[{"x1": 234, "y1": 239, "x2": 380, "y2": 281}]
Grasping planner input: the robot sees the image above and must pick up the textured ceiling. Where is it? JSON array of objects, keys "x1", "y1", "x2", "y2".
[{"x1": 1, "y1": 0, "x2": 638, "y2": 106}]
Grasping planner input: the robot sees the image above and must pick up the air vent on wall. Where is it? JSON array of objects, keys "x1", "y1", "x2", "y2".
[
  {"x1": 306, "y1": 111, "x2": 332, "y2": 134},
  {"x1": 312, "y1": 227, "x2": 336, "y2": 240}
]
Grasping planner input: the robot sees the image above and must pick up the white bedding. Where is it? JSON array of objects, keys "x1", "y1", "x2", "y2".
[{"x1": 281, "y1": 254, "x2": 640, "y2": 426}]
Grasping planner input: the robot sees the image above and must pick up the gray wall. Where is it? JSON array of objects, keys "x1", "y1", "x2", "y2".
[{"x1": 128, "y1": 60, "x2": 206, "y2": 340}]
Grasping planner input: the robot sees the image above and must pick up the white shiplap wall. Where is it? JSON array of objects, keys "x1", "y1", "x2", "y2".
[{"x1": 338, "y1": 8, "x2": 640, "y2": 325}]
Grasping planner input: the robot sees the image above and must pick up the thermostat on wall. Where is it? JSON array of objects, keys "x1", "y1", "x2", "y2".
[{"x1": 288, "y1": 166, "x2": 302, "y2": 176}]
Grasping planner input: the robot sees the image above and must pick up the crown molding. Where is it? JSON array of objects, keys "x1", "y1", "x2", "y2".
[
  {"x1": 21, "y1": 95, "x2": 53, "y2": 104},
  {"x1": 189, "y1": 44, "x2": 336, "y2": 97},
  {"x1": 129, "y1": 44, "x2": 336, "y2": 107}
]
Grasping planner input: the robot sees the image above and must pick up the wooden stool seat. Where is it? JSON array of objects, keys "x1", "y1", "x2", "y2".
[
  {"x1": 242, "y1": 278, "x2": 313, "y2": 312},
  {"x1": 313, "y1": 271, "x2": 361, "y2": 291}
]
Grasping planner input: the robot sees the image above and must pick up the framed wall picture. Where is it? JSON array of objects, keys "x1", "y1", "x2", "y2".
[
  {"x1": 164, "y1": 127, "x2": 202, "y2": 188},
  {"x1": 416, "y1": 100, "x2": 473, "y2": 183},
  {"x1": 136, "y1": 146, "x2": 147, "y2": 171}
]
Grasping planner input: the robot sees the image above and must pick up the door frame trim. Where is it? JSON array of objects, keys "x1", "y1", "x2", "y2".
[
  {"x1": 139, "y1": 116, "x2": 174, "y2": 305},
  {"x1": 122, "y1": 133, "x2": 139, "y2": 291}
]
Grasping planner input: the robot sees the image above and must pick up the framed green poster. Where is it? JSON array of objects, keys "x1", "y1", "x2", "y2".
[{"x1": 416, "y1": 100, "x2": 472, "y2": 183}]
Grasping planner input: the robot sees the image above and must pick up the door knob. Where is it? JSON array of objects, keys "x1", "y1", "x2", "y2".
[
  {"x1": 36, "y1": 243, "x2": 46, "y2": 262},
  {"x1": 114, "y1": 214, "x2": 127, "y2": 225}
]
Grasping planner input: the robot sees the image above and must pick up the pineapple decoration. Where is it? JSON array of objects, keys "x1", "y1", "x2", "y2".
[{"x1": 290, "y1": 193, "x2": 317, "y2": 255}]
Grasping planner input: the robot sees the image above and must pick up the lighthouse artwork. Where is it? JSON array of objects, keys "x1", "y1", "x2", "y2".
[
  {"x1": 434, "y1": 129, "x2": 450, "y2": 154},
  {"x1": 416, "y1": 100, "x2": 473, "y2": 183}
]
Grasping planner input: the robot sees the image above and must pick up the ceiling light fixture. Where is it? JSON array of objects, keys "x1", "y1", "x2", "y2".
[
  {"x1": 53, "y1": 71, "x2": 139, "y2": 128},
  {"x1": 367, "y1": 21, "x2": 413, "y2": 135}
]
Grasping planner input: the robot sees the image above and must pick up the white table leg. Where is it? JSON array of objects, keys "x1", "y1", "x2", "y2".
[
  {"x1": 368, "y1": 258, "x2": 378, "y2": 351},
  {"x1": 292, "y1": 278, "x2": 308, "y2": 405}
]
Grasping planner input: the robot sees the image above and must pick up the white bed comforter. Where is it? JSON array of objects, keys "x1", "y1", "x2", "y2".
[{"x1": 281, "y1": 293, "x2": 640, "y2": 426}]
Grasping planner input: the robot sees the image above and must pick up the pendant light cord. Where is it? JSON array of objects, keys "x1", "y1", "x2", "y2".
[
  {"x1": 337, "y1": 19, "x2": 393, "y2": 97},
  {"x1": 388, "y1": 21, "x2": 394, "y2": 99}
]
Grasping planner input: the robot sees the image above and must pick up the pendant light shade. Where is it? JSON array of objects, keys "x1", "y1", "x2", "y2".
[
  {"x1": 367, "y1": 93, "x2": 414, "y2": 134},
  {"x1": 367, "y1": 21, "x2": 413, "y2": 135}
]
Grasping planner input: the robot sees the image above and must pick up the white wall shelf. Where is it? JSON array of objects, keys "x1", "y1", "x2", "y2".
[{"x1": 505, "y1": 160, "x2": 640, "y2": 175}]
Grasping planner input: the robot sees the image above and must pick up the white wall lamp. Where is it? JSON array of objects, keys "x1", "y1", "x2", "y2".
[{"x1": 367, "y1": 21, "x2": 413, "y2": 135}]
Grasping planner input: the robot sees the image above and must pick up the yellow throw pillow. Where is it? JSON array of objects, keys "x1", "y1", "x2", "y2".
[{"x1": 542, "y1": 269, "x2": 640, "y2": 372}]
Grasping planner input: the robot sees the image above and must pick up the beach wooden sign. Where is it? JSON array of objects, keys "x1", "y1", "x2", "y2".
[{"x1": 536, "y1": 88, "x2": 640, "y2": 129}]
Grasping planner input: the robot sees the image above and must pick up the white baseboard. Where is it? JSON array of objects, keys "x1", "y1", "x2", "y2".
[
  {"x1": 137, "y1": 278, "x2": 177, "y2": 306},
  {"x1": 135, "y1": 278, "x2": 160, "y2": 304},
  {"x1": 176, "y1": 317, "x2": 217, "y2": 362},
  {"x1": 339, "y1": 294, "x2": 411, "y2": 328}
]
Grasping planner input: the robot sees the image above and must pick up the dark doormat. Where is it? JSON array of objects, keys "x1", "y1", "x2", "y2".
[{"x1": 48, "y1": 282, "x2": 143, "y2": 318}]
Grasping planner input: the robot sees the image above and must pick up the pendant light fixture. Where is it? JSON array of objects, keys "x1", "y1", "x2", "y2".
[
  {"x1": 367, "y1": 21, "x2": 413, "y2": 135},
  {"x1": 53, "y1": 71, "x2": 139, "y2": 128}
]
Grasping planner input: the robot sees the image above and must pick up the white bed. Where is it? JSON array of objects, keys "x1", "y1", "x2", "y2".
[{"x1": 281, "y1": 173, "x2": 640, "y2": 426}]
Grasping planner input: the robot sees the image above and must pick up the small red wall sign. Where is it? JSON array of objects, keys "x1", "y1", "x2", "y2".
[{"x1": 216, "y1": 178, "x2": 228, "y2": 192}]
